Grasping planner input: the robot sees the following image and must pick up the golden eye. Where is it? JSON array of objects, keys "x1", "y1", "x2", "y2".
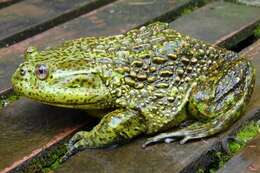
[{"x1": 35, "y1": 64, "x2": 48, "y2": 80}]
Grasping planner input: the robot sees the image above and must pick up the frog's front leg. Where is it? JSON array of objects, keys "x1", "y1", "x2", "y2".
[
  {"x1": 143, "y1": 59, "x2": 255, "y2": 147},
  {"x1": 62, "y1": 109, "x2": 146, "y2": 161}
]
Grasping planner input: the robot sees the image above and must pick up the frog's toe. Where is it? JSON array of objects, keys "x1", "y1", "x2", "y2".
[
  {"x1": 142, "y1": 136, "x2": 164, "y2": 148},
  {"x1": 60, "y1": 144, "x2": 78, "y2": 163},
  {"x1": 68, "y1": 131, "x2": 86, "y2": 146},
  {"x1": 142, "y1": 127, "x2": 209, "y2": 148},
  {"x1": 69, "y1": 139, "x2": 88, "y2": 152},
  {"x1": 60, "y1": 131, "x2": 91, "y2": 162},
  {"x1": 62, "y1": 137, "x2": 93, "y2": 162},
  {"x1": 142, "y1": 132, "x2": 182, "y2": 148}
]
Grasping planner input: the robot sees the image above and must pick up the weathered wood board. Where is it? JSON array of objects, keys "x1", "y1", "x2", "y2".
[
  {"x1": 171, "y1": 1, "x2": 260, "y2": 48},
  {"x1": 0, "y1": 0, "x2": 116, "y2": 47},
  {"x1": 238, "y1": 0, "x2": 260, "y2": 7},
  {"x1": 0, "y1": 0, "x2": 22, "y2": 9},
  {"x1": 55, "y1": 2, "x2": 260, "y2": 173},
  {"x1": 241, "y1": 40, "x2": 260, "y2": 114},
  {"x1": 0, "y1": 0, "x2": 202, "y2": 172},
  {"x1": 0, "y1": 99, "x2": 90, "y2": 172},
  {"x1": 216, "y1": 39, "x2": 260, "y2": 173}
]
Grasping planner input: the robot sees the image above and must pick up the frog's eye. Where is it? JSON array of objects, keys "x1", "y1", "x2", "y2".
[{"x1": 35, "y1": 64, "x2": 48, "y2": 80}]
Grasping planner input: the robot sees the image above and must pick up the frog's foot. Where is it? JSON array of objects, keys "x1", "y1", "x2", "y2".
[
  {"x1": 143, "y1": 122, "x2": 216, "y2": 147},
  {"x1": 60, "y1": 131, "x2": 93, "y2": 162},
  {"x1": 143, "y1": 59, "x2": 255, "y2": 148},
  {"x1": 61, "y1": 109, "x2": 146, "y2": 162}
]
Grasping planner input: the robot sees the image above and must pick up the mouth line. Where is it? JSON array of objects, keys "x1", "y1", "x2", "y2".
[
  {"x1": 32, "y1": 99, "x2": 99, "y2": 107},
  {"x1": 12, "y1": 82, "x2": 103, "y2": 106},
  {"x1": 17, "y1": 90, "x2": 99, "y2": 106}
]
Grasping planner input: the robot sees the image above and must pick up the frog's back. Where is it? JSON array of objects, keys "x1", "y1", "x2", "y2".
[{"x1": 41, "y1": 22, "x2": 241, "y2": 81}]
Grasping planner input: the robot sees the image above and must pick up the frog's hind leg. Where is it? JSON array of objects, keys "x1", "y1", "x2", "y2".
[
  {"x1": 143, "y1": 59, "x2": 255, "y2": 147},
  {"x1": 62, "y1": 109, "x2": 146, "y2": 161}
]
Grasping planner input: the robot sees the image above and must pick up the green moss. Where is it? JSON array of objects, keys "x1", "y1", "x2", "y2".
[
  {"x1": 197, "y1": 168, "x2": 205, "y2": 173},
  {"x1": 197, "y1": 121, "x2": 260, "y2": 173},
  {"x1": 19, "y1": 144, "x2": 67, "y2": 173},
  {"x1": 179, "y1": 0, "x2": 211, "y2": 17},
  {"x1": 228, "y1": 142, "x2": 241, "y2": 154},
  {"x1": 42, "y1": 160, "x2": 61, "y2": 173},
  {"x1": 253, "y1": 25, "x2": 260, "y2": 39},
  {"x1": 181, "y1": 8, "x2": 193, "y2": 16},
  {"x1": 0, "y1": 91, "x2": 20, "y2": 109},
  {"x1": 228, "y1": 121, "x2": 260, "y2": 154}
]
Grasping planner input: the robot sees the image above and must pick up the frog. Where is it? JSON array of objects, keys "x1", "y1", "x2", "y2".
[{"x1": 11, "y1": 22, "x2": 255, "y2": 160}]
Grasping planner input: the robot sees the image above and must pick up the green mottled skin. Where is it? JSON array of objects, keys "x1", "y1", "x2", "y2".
[{"x1": 11, "y1": 22, "x2": 255, "y2": 159}]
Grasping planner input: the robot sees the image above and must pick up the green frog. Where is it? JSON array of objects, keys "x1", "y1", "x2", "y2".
[{"x1": 11, "y1": 22, "x2": 255, "y2": 159}]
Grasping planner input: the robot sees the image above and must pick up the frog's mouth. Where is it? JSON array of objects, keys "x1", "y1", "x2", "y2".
[
  {"x1": 13, "y1": 81, "x2": 112, "y2": 109},
  {"x1": 11, "y1": 66, "x2": 113, "y2": 109}
]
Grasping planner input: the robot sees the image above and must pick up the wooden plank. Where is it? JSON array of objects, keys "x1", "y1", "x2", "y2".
[
  {"x1": 0, "y1": 0, "x2": 201, "y2": 172},
  {"x1": 237, "y1": 0, "x2": 260, "y2": 7},
  {"x1": 0, "y1": 99, "x2": 91, "y2": 173},
  {"x1": 0, "y1": 0, "x2": 117, "y2": 47},
  {"x1": 55, "y1": 2, "x2": 260, "y2": 173},
  {"x1": 242, "y1": 39, "x2": 260, "y2": 86},
  {"x1": 217, "y1": 134, "x2": 260, "y2": 173},
  {"x1": 0, "y1": 0, "x2": 23, "y2": 9},
  {"x1": 171, "y1": 1, "x2": 260, "y2": 48}
]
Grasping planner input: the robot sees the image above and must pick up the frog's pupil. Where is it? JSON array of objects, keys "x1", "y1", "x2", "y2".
[
  {"x1": 39, "y1": 68, "x2": 44, "y2": 74},
  {"x1": 35, "y1": 64, "x2": 48, "y2": 80}
]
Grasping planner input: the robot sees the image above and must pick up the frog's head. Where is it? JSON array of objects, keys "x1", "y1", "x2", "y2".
[{"x1": 11, "y1": 47, "x2": 114, "y2": 109}]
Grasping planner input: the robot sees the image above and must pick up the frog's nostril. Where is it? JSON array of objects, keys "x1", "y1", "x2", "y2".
[{"x1": 20, "y1": 68, "x2": 26, "y2": 76}]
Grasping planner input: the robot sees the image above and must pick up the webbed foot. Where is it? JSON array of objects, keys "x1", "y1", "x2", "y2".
[
  {"x1": 61, "y1": 109, "x2": 145, "y2": 162},
  {"x1": 61, "y1": 131, "x2": 92, "y2": 163},
  {"x1": 142, "y1": 123, "x2": 207, "y2": 148}
]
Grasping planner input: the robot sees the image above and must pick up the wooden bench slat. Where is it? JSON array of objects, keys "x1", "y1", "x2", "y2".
[
  {"x1": 0, "y1": 0, "x2": 116, "y2": 47},
  {"x1": 0, "y1": 0, "x2": 22, "y2": 9},
  {"x1": 55, "y1": 2, "x2": 260, "y2": 173},
  {"x1": 241, "y1": 40, "x2": 260, "y2": 111},
  {"x1": 0, "y1": 0, "x2": 199, "y2": 172},
  {"x1": 0, "y1": 99, "x2": 90, "y2": 173},
  {"x1": 237, "y1": 0, "x2": 260, "y2": 7},
  {"x1": 171, "y1": 2, "x2": 260, "y2": 48}
]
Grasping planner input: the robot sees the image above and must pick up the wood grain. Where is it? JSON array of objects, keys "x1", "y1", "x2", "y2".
[{"x1": 0, "y1": 0, "x2": 116, "y2": 47}]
